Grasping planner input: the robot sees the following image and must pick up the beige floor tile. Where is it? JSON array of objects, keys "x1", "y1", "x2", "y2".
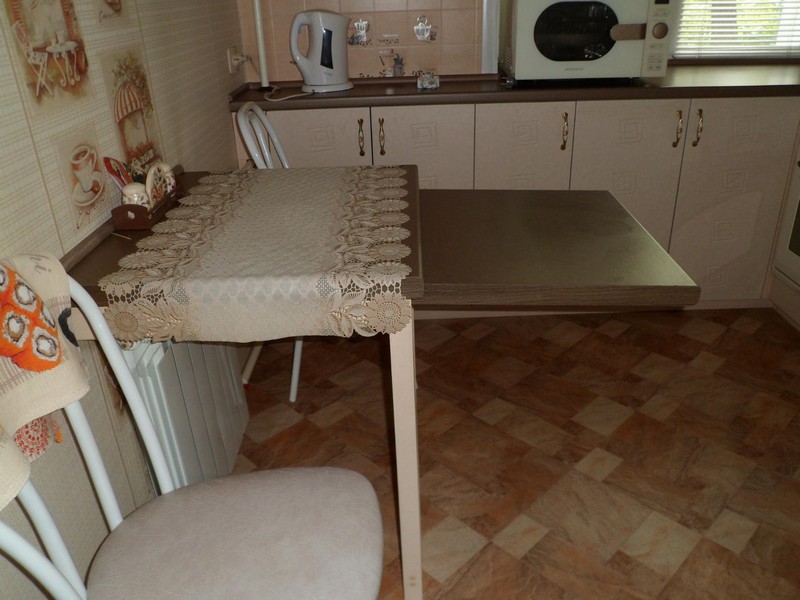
[
  {"x1": 231, "y1": 454, "x2": 257, "y2": 474},
  {"x1": 245, "y1": 403, "x2": 303, "y2": 443},
  {"x1": 689, "y1": 351, "x2": 726, "y2": 373},
  {"x1": 679, "y1": 318, "x2": 727, "y2": 345},
  {"x1": 632, "y1": 352, "x2": 685, "y2": 384},
  {"x1": 492, "y1": 514, "x2": 549, "y2": 559},
  {"x1": 639, "y1": 394, "x2": 680, "y2": 421},
  {"x1": 422, "y1": 515, "x2": 488, "y2": 583},
  {"x1": 595, "y1": 319, "x2": 630, "y2": 338},
  {"x1": 704, "y1": 509, "x2": 759, "y2": 554},
  {"x1": 575, "y1": 447, "x2": 623, "y2": 481},
  {"x1": 731, "y1": 315, "x2": 762, "y2": 334},
  {"x1": 621, "y1": 510, "x2": 701, "y2": 578},
  {"x1": 473, "y1": 397, "x2": 517, "y2": 426},
  {"x1": 571, "y1": 397, "x2": 635, "y2": 437},
  {"x1": 541, "y1": 320, "x2": 592, "y2": 347}
]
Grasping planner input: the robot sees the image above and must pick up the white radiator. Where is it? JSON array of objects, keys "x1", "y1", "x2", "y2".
[{"x1": 122, "y1": 341, "x2": 248, "y2": 488}]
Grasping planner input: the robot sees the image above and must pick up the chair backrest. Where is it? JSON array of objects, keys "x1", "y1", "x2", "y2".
[
  {"x1": 0, "y1": 276, "x2": 176, "y2": 600},
  {"x1": 236, "y1": 101, "x2": 290, "y2": 170}
]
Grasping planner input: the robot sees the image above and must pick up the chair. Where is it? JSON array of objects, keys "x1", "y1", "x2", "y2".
[
  {"x1": 12, "y1": 21, "x2": 53, "y2": 97},
  {"x1": 236, "y1": 101, "x2": 303, "y2": 403},
  {"x1": 0, "y1": 273, "x2": 384, "y2": 599}
]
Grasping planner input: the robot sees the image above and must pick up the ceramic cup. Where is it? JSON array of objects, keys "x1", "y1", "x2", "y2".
[
  {"x1": 122, "y1": 182, "x2": 150, "y2": 208},
  {"x1": 71, "y1": 145, "x2": 97, "y2": 193}
]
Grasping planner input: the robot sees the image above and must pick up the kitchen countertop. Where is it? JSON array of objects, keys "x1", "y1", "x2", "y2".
[{"x1": 229, "y1": 65, "x2": 800, "y2": 111}]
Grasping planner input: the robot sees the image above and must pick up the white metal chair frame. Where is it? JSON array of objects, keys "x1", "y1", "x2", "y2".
[
  {"x1": 12, "y1": 21, "x2": 53, "y2": 98},
  {"x1": 236, "y1": 101, "x2": 303, "y2": 403},
  {"x1": 0, "y1": 277, "x2": 383, "y2": 599},
  {"x1": 0, "y1": 278, "x2": 175, "y2": 600}
]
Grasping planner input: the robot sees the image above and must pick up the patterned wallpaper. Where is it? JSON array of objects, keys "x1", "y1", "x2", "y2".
[
  {"x1": 238, "y1": 0, "x2": 484, "y2": 83},
  {"x1": 0, "y1": 0, "x2": 245, "y2": 261}
]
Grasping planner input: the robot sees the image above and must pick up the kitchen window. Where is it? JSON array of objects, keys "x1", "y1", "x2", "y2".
[{"x1": 673, "y1": 0, "x2": 800, "y2": 59}]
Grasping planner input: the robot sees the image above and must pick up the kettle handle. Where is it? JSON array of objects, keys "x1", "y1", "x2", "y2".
[{"x1": 290, "y1": 12, "x2": 312, "y2": 69}]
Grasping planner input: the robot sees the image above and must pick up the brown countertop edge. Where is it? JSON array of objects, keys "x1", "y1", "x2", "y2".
[{"x1": 229, "y1": 65, "x2": 800, "y2": 112}]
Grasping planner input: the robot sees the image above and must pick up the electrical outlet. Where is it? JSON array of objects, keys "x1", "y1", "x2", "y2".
[{"x1": 227, "y1": 46, "x2": 239, "y2": 74}]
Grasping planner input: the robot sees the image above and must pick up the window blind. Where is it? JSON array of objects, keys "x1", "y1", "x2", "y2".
[{"x1": 673, "y1": 0, "x2": 800, "y2": 59}]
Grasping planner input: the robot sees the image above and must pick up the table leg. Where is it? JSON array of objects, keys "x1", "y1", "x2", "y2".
[{"x1": 389, "y1": 312, "x2": 423, "y2": 600}]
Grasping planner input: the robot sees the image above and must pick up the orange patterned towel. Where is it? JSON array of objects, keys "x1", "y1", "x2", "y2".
[
  {"x1": 0, "y1": 255, "x2": 89, "y2": 463},
  {"x1": 0, "y1": 263, "x2": 62, "y2": 371}
]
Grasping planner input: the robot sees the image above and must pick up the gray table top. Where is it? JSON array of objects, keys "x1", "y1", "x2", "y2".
[{"x1": 416, "y1": 189, "x2": 700, "y2": 309}]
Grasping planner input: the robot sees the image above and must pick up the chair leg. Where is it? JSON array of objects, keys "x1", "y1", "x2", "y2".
[
  {"x1": 288, "y1": 337, "x2": 303, "y2": 403},
  {"x1": 241, "y1": 343, "x2": 264, "y2": 385}
]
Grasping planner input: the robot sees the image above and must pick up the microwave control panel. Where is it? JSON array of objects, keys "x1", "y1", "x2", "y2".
[{"x1": 641, "y1": 0, "x2": 676, "y2": 77}]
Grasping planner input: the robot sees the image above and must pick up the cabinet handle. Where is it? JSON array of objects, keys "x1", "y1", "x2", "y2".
[
  {"x1": 561, "y1": 112, "x2": 569, "y2": 151},
  {"x1": 691, "y1": 108, "x2": 704, "y2": 147},
  {"x1": 358, "y1": 118, "x2": 365, "y2": 157},
  {"x1": 378, "y1": 117, "x2": 386, "y2": 156},
  {"x1": 672, "y1": 110, "x2": 684, "y2": 148}
]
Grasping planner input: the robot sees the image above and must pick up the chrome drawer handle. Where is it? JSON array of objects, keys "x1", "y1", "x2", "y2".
[
  {"x1": 378, "y1": 117, "x2": 386, "y2": 156},
  {"x1": 358, "y1": 118, "x2": 365, "y2": 157},
  {"x1": 672, "y1": 110, "x2": 684, "y2": 148},
  {"x1": 692, "y1": 109, "x2": 703, "y2": 147},
  {"x1": 561, "y1": 112, "x2": 569, "y2": 151}
]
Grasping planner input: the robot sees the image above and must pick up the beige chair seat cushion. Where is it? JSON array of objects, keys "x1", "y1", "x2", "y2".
[{"x1": 88, "y1": 467, "x2": 383, "y2": 599}]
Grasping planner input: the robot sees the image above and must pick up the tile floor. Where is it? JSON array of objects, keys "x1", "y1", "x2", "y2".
[{"x1": 236, "y1": 308, "x2": 800, "y2": 599}]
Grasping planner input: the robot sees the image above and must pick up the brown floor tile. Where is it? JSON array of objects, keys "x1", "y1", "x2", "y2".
[{"x1": 659, "y1": 539, "x2": 798, "y2": 599}]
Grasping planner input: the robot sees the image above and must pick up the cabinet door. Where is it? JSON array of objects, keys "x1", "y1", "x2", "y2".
[
  {"x1": 474, "y1": 102, "x2": 575, "y2": 191},
  {"x1": 266, "y1": 107, "x2": 372, "y2": 167},
  {"x1": 571, "y1": 99, "x2": 690, "y2": 249},
  {"x1": 670, "y1": 97, "x2": 800, "y2": 301},
  {"x1": 372, "y1": 104, "x2": 475, "y2": 189}
]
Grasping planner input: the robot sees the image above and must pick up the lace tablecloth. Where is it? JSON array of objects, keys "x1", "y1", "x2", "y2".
[{"x1": 99, "y1": 166, "x2": 414, "y2": 343}]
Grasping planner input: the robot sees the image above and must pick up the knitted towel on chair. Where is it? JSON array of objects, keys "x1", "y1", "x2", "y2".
[{"x1": 0, "y1": 254, "x2": 90, "y2": 511}]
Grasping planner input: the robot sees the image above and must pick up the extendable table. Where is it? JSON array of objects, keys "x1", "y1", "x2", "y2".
[{"x1": 70, "y1": 166, "x2": 699, "y2": 600}]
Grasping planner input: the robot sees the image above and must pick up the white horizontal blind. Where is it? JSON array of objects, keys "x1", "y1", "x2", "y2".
[{"x1": 674, "y1": 0, "x2": 800, "y2": 58}]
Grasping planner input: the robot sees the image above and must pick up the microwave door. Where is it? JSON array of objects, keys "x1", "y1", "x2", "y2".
[{"x1": 523, "y1": 0, "x2": 650, "y2": 80}]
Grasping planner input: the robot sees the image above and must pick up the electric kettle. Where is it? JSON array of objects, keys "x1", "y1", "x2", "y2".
[{"x1": 290, "y1": 10, "x2": 353, "y2": 93}]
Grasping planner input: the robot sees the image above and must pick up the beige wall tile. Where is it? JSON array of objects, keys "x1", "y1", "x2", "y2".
[
  {"x1": 376, "y1": 0, "x2": 408, "y2": 11},
  {"x1": 342, "y1": 0, "x2": 376, "y2": 11}
]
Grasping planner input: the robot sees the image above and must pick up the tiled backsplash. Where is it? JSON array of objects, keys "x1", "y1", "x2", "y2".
[
  {"x1": 238, "y1": 0, "x2": 484, "y2": 83},
  {"x1": 0, "y1": 0, "x2": 244, "y2": 260}
]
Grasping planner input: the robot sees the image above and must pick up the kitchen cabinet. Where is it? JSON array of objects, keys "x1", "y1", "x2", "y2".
[
  {"x1": 571, "y1": 99, "x2": 691, "y2": 249},
  {"x1": 235, "y1": 93, "x2": 800, "y2": 304},
  {"x1": 669, "y1": 97, "x2": 800, "y2": 301},
  {"x1": 265, "y1": 105, "x2": 475, "y2": 188},
  {"x1": 265, "y1": 107, "x2": 372, "y2": 168},
  {"x1": 474, "y1": 102, "x2": 575, "y2": 190},
  {"x1": 371, "y1": 105, "x2": 474, "y2": 189}
]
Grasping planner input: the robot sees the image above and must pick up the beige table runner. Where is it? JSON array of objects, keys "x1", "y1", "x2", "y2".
[{"x1": 99, "y1": 166, "x2": 414, "y2": 343}]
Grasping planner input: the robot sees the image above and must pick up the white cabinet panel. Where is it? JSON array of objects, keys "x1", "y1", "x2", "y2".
[
  {"x1": 474, "y1": 102, "x2": 575, "y2": 190},
  {"x1": 670, "y1": 97, "x2": 800, "y2": 301},
  {"x1": 372, "y1": 104, "x2": 475, "y2": 189},
  {"x1": 571, "y1": 99, "x2": 690, "y2": 248},
  {"x1": 267, "y1": 107, "x2": 372, "y2": 167}
]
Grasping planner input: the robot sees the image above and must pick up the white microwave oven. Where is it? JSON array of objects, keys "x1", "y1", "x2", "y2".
[{"x1": 498, "y1": 0, "x2": 677, "y2": 83}]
